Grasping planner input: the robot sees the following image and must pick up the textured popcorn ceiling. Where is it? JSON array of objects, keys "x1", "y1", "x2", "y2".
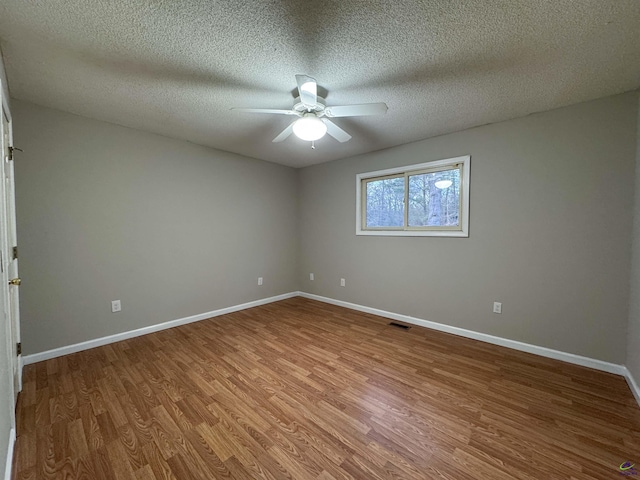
[{"x1": 0, "y1": 1, "x2": 639, "y2": 168}]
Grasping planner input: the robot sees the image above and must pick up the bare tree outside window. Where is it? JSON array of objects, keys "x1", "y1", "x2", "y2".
[
  {"x1": 365, "y1": 177, "x2": 404, "y2": 228},
  {"x1": 408, "y1": 169, "x2": 460, "y2": 227}
]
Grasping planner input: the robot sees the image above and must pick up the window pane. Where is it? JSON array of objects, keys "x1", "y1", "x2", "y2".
[
  {"x1": 408, "y1": 168, "x2": 460, "y2": 227},
  {"x1": 365, "y1": 177, "x2": 405, "y2": 228}
]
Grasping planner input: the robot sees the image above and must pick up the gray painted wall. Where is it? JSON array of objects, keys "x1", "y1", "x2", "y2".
[
  {"x1": 627, "y1": 94, "x2": 640, "y2": 381},
  {"x1": 299, "y1": 92, "x2": 638, "y2": 364},
  {"x1": 13, "y1": 100, "x2": 298, "y2": 355},
  {"x1": 10, "y1": 93, "x2": 640, "y2": 362}
]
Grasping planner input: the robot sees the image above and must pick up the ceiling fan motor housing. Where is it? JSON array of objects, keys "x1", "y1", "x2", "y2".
[{"x1": 293, "y1": 96, "x2": 326, "y2": 114}]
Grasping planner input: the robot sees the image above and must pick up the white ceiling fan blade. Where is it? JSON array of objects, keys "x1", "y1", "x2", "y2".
[
  {"x1": 272, "y1": 122, "x2": 295, "y2": 143},
  {"x1": 322, "y1": 119, "x2": 352, "y2": 143},
  {"x1": 324, "y1": 103, "x2": 388, "y2": 117},
  {"x1": 231, "y1": 108, "x2": 298, "y2": 115},
  {"x1": 295, "y1": 74, "x2": 317, "y2": 108}
]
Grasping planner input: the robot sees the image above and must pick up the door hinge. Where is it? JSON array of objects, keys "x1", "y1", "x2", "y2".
[
  {"x1": 12, "y1": 246, "x2": 17, "y2": 260},
  {"x1": 16, "y1": 342, "x2": 21, "y2": 356},
  {"x1": 8, "y1": 147, "x2": 22, "y2": 161}
]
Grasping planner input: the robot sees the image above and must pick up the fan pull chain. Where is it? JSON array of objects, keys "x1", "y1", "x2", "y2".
[{"x1": 311, "y1": 141, "x2": 316, "y2": 150}]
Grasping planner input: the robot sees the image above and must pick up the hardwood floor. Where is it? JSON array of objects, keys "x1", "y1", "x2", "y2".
[{"x1": 12, "y1": 297, "x2": 640, "y2": 479}]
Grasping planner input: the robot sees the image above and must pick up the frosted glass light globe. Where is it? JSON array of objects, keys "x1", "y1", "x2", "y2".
[{"x1": 293, "y1": 114, "x2": 327, "y2": 141}]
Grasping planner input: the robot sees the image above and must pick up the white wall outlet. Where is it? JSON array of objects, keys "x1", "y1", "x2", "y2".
[
  {"x1": 111, "y1": 300, "x2": 121, "y2": 313},
  {"x1": 309, "y1": 273, "x2": 314, "y2": 281},
  {"x1": 340, "y1": 278, "x2": 346, "y2": 287},
  {"x1": 258, "y1": 277, "x2": 263, "y2": 286},
  {"x1": 493, "y1": 302, "x2": 502, "y2": 314}
]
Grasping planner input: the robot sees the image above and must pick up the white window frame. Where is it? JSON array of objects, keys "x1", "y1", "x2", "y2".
[{"x1": 356, "y1": 155, "x2": 470, "y2": 237}]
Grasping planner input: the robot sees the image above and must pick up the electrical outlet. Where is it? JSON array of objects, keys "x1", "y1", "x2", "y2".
[
  {"x1": 340, "y1": 278, "x2": 346, "y2": 287},
  {"x1": 111, "y1": 300, "x2": 121, "y2": 313},
  {"x1": 309, "y1": 273, "x2": 314, "y2": 281},
  {"x1": 258, "y1": 277, "x2": 263, "y2": 286},
  {"x1": 493, "y1": 302, "x2": 502, "y2": 314}
]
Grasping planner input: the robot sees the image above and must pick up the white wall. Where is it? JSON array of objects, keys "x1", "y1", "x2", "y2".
[
  {"x1": 13, "y1": 100, "x2": 299, "y2": 355},
  {"x1": 299, "y1": 92, "x2": 638, "y2": 364}
]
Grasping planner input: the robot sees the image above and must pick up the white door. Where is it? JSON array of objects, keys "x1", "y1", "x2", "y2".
[{"x1": 1, "y1": 102, "x2": 21, "y2": 401}]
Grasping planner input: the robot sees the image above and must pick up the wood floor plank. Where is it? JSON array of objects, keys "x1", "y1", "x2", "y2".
[
  {"x1": 105, "y1": 441, "x2": 137, "y2": 480},
  {"x1": 141, "y1": 441, "x2": 176, "y2": 480},
  {"x1": 13, "y1": 297, "x2": 640, "y2": 479}
]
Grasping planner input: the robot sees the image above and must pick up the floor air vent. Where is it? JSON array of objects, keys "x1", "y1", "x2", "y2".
[{"x1": 389, "y1": 322, "x2": 411, "y2": 330}]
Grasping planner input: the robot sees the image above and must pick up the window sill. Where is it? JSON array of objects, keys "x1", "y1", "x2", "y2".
[{"x1": 356, "y1": 229, "x2": 468, "y2": 237}]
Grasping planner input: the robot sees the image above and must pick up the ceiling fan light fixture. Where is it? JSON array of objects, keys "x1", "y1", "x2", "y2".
[
  {"x1": 292, "y1": 114, "x2": 327, "y2": 141},
  {"x1": 232, "y1": 74, "x2": 387, "y2": 144}
]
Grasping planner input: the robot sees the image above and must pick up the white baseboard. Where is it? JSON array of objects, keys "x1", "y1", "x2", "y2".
[
  {"x1": 3, "y1": 428, "x2": 15, "y2": 480},
  {"x1": 23, "y1": 292, "x2": 298, "y2": 365},
  {"x1": 299, "y1": 292, "x2": 627, "y2": 376},
  {"x1": 623, "y1": 367, "x2": 640, "y2": 406},
  {"x1": 20, "y1": 290, "x2": 637, "y2": 406}
]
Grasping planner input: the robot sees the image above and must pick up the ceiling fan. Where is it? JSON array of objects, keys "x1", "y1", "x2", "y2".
[{"x1": 231, "y1": 75, "x2": 388, "y2": 144}]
